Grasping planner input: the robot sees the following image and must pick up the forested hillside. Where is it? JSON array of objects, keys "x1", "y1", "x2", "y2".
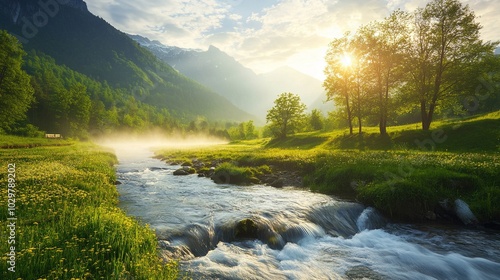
[{"x1": 0, "y1": 0, "x2": 252, "y2": 138}]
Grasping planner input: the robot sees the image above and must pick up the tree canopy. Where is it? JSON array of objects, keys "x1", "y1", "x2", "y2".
[
  {"x1": 324, "y1": 0, "x2": 498, "y2": 133},
  {"x1": 0, "y1": 31, "x2": 34, "y2": 131},
  {"x1": 266, "y1": 92, "x2": 306, "y2": 139}
]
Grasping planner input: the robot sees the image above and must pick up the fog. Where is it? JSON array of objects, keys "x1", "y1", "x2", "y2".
[{"x1": 95, "y1": 132, "x2": 228, "y2": 161}]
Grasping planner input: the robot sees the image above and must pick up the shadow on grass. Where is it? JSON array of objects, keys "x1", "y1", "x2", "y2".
[
  {"x1": 265, "y1": 133, "x2": 330, "y2": 150},
  {"x1": 326, "y1": 133, "x2": 394, "y2": 151},
  {"x1": 393, "y1": 118, "x2": 500, "y2": 152}
]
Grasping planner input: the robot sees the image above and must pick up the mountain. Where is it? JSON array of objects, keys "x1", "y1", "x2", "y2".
[
  {"x1": 130, "y1": 35, "x2": 332, "y2": 119},
  {"x1": 259, "y1": 66, "x2": 333, "y2": 112},
  {"x1": 0, "y1": 0, "x2": 252, "y2": 122}
]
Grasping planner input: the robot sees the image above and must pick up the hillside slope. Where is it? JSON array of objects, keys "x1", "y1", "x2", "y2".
[{"x1": 0, "y1": 0, "x2": 252, "y2": 121}]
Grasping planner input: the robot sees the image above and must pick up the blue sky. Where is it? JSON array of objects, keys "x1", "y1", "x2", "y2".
[{"x1": 85, "y1": 0, "x2": 500, "y2": 80}]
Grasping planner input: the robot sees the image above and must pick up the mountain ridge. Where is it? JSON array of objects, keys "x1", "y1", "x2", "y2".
[
  {"x1": 130, "y1": 34, "x2": 332, "y2": 119},
  {"x1": 0, "y1": 0, "x2": 253, "y2": 122}
]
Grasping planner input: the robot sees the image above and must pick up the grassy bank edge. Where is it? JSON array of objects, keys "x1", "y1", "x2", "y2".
[
  {"x1": 156, "y1": 141, "x2": 499, "y2": 225},
  {"x1": 0, "y1": 137, "x2": 181, "y2": 279}
]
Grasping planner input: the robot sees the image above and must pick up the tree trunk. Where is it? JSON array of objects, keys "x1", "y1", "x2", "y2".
[
  {"x1": 358, "y1": 116, "x2": 362, "y2": 134},
  {"x1": 424, "y1": 101, "x2": 437, "y2": 131},
  {"x1": 356, "y1": 83, "x2": 362, "y2": 134},
  {"x1": 282, "y1": 120, "x2": 288, "y2": 139},
  {"x1": 422, "y1": 26, "x2": 445, "y2": 131},
  {"x1": 380, "y1": 69, "x2": 391, "y2": 135},
  {"x1": 379, "y1": 119, "x2": 387, "y2": 135},
  {"x1": 420, "y1": 100, "x2": 430, "y2": 130},
  {"x1": 345, "y1": 95, "x2": 353, "y2": 135}
]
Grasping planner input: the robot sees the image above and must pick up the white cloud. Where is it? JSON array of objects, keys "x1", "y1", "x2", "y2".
[
  {"x1": 86, "y1": 0, "x2": 230, "y2": 47},
  {"x1": 85, "y1": 0, "x2": 500, "y2": 80},
  {"x1": 222, "y1": 0, "x2": 390, "y2": 77}
]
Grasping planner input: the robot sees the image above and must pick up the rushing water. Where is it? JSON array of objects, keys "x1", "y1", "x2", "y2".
[{"x1": 114, "y1": 148, "x2": 500, "y2": 280}]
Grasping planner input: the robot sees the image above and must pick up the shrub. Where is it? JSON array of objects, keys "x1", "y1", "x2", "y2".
[{"x1": 212, "y1": 162, "x2": 255, "y2": 185}]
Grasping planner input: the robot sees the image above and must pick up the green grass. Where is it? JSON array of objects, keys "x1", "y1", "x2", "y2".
[
  {"x1": 0, "y1": 138, "x2": 180, "y2": 279},
  {"x1": 0, "y1": 135, "x2": 74, "y2": 149},
  {"x1": 156, "y1": 111, "x2": 500, "y2": 222},
  {"x1": 212, "y1": 162, "x2": 258, "y2": 185},
  {"x1": 305, "y1": 151, "x2": 498, "y2": 221}
]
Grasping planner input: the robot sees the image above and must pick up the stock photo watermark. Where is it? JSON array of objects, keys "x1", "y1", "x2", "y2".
[
  {"x1": 6, "y1": 163, "x2": 17, "y2": 273},
  {"x1": 12, "y1": 0, "x2": 70, "y2": 44}
]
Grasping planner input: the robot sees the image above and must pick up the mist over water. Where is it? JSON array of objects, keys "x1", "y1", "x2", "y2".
[
  {"x1": 109, "y1": 144, "x2": 500, "y2": 280},
  {"x1": 97, "y1": 133, "x2": 228, "y2": 159}
]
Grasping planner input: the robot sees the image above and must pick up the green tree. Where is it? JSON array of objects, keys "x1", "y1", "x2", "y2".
[
  {"x1": 266, "y1": 92, "x2": 306, "y2": 139},
  {"x1": 309, "y1": 109, "x2": 324, "y2": 131},
  {"x1": 408, "y1": 0, "x2": 497, "y2": 130},
  {"x1": 68, "y1": 83, "x2": 91, "y2": 137},
  {"x1": 324, "y1": 33, "x2": 356, "y2": 135},
  {"x1": 0, "y1": 30, "x2": 34, "y2": 131},
  {"x1": 244, "y1": 120, "x2": 258, "y2": 139},
  {"x1": 355, "y1": 10, "x2": 411, "y2": 134}
]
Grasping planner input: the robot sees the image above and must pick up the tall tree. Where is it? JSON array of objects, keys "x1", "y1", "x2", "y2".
[
  {"x1": 408, "y1": 0, "x2": 497, "y2": 130},
  {"x1": 266, "y1": 92, "x2": 306, "y2": 139},
  {"x1": 324, "y1": 34, "x2": 356, "y2": 135},
  {"x1": 68, "y1": 83, "x2": 91, "y2": 137},
  {"x1": 355, "y1": 10, "x2": 411, "y2": 135},
  {"x1": 0, "y1": 30, "x2": 34, "y2": 131}
]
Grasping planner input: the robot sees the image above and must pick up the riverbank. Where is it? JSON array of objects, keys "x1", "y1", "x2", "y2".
[
  {"x1": 156, "y1": 114, "x2": 500, "y2": 226},
  {"x1": 120, "y1": 145, "x2": 500, "y2": 279},
  {"x1": 0, "y1": 137, "x2": 179, "y2": 279}
]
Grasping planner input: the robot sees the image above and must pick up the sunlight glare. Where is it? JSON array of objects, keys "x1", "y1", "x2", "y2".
[{"x1": 340, "y1": 54, "x2": 352, "y2": 67}]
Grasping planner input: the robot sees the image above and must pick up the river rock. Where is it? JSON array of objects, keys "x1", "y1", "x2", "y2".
[
  {"x1": 345, "y1": 265, "x2": 387, "y2": 280},
  {"x1": 454, "y1": 199, "x2": 478, "y2": 225},
  {"x1": 235, "y1": 219, "x2": 259, "y2": 240},
  {"x1": 270, "y1": 178, "x2": 284, "y2": 188},
  {"x1": 173, "y1": 169, "x2": 189, "y2": 176},
  {"x1": 193, "y1": 159, "x2": 205, "y2": 169},
  {"x1": 206, "y1": 167, "x2": 215, "y2": 177},
  {"x1": 438, "y1": 198, "x2": 479, "y2": 225},
  {"x1": 425, "y1": 211, "x2": 437, "y2": 221}
]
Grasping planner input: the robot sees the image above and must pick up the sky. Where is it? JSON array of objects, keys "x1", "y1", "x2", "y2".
[{"x1": 85, "y1": 0, "x2": 500, "y2": 80}]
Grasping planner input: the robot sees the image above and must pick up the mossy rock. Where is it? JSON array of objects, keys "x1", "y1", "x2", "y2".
[
  {"x1": 235, "y1": 219, "x2": 259, "y2": 240},
  {"x1": 211, "y1": 163, "x2": 254, "y2": 185}
]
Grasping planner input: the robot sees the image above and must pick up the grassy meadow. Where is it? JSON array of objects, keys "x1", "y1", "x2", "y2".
[
  {"x1": 157, "y1": 112, "x2": 500, "y2": 223},
  {"x1": 0, "y1": 138, "x2": 180, "y2": 279}
]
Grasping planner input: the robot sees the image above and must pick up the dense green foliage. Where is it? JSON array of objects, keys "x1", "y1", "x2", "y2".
[
  {"x1": 324, "y1": 0, "x2": 499, "y2": 134},
  {"x1": 0, "y1": 1, "x2": 252, "y2": 138},
  {"x1": 308, "y1": 109, "x2": 325, "y2": 131},
  {"x1": 266, "y1": 93, "x2": 307, "y2": 139},
  {"x1": 0, "y1": 32, "x2": 249, "y2": 139},
  {"x1": 0, "y1": 139, "x2": 180, "y2": 279},
  {"x1": 227, "y1": 120, "x2": 258, "y2": 140},
  {"x1": 24, "y1": 49, "x2": 179, "y2": 138},
  {"x1": 0, "y1": 30, "x2": 34, "y2": 132}
]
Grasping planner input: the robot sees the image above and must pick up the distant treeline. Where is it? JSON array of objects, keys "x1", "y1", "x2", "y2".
[{"x1": 0, "y1": 30, "x2": 244, "y2": 139}]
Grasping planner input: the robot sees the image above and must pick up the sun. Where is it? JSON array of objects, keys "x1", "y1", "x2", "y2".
[{"x1": 340, "y1": 53, "x2": 352, "y2": 67}]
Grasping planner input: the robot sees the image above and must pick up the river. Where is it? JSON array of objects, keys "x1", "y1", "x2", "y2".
[{"x1": 113, "y1": 146, "x2": 500, "y2": 280}]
